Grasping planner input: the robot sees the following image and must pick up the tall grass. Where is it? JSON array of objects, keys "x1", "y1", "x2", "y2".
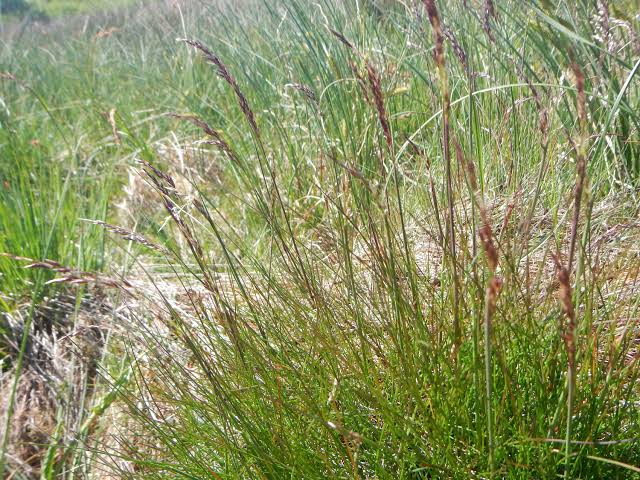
[
  {"x1": 94, "y1": 0, "x2": 639, "y2": 478},
  {"x1": 0, "y1": 5, "x2": 170, "y2": 478},
  {"x1": 1, "y1": 0, "x2": 639, "y2": 478}
]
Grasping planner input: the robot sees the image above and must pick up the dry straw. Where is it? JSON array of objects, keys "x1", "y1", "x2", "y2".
[{"x1": 0, "y1": 253, "x2": 134, "y2": 293}]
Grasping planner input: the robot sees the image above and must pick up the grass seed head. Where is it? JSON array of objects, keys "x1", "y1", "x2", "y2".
[
  {"x1": 443, "y1": 26, "x2": 468, "y2": 71},
  {"x1": 179, "y1": 38, "x2": 260, "y2": 139},
  {"x1": 287, "y1": 83, "x2": 318, "y2": 105},
  {"x1": 423, "y1": 0, "x2": 444, "y2": 68},
  {"x1": 366, "y1": 61, "x2": 392, "y2": 151},
  {"x1": 81, "y1": 219, "x2": 169, "y2": 255},
  {"x1": 482, "y1": 0, "x2": 496, "y2": 42},
  {"x1": 169, "y1": 113, "x2": 240, "y2": 164},
  {"x1": 329, "y1": 28, "x2": 356, "y2": 52}
]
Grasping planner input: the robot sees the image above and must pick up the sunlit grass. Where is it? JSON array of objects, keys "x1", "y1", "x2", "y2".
[{"x1": 1, "y1": 0, "x2": 639, "y2": 478}]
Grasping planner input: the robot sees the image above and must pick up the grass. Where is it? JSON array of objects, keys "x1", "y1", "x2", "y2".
[
  {"x1": 0, "y1": 0, "x2": 140, "y2": 19},
  {"x1": 29, "y1": 0, "x2": 138, "y2": 17},
  {"x1": 1, "y1": 0, "x2": 640, "y2": 478}
]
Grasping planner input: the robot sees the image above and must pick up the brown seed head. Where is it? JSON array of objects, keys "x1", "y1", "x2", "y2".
[
  {"x1": 288, "y1": 83, "x2": 318, "y2": 105},
  {"x1": 486, "y1": 275, "x2": 503, "y2": 314},
  {"x1": 0, "y1": 253, "x2": 134, "y2": 293},
  {"x1": 482, "y1": 0, "x2": 496, "y2": 42},
  {"x1": 571, "y1": 60, "x2": 586, "y2": 129},
  {"x1": 169, "y1": 113, "x2": 239, "y2": 163},
  {"x1": 423, "y1": 0, "x2": 445, "y2": 68},
  {"x1": 552, "y1": 254, "x2": 575, "y2": 322},
  {"x1": 443, "y1": 27, "x2": 468, "y2": 70},
  {"x1": 479, "y1": 224, "x2": 499, "y2": 272},
  {"x1": 329, "y1": 28, "x2": 356, "y2": 52},
  {"x1": 366, "y1": 61, "x2": 393, "y2": 151},
  {"x1": 82, "y1": 219, "x2": 169, "y2": 255},
  {"x1": 180, "y1": 38, "x2": 260, "y2": 139},
  {"x1": 454, "y1": 140, "x2": 478, "y2": 192}
]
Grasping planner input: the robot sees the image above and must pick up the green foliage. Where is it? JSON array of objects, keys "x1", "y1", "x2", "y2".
[
  {"x1": 0, "y1": 0, "x2": 639, "y2": 478},
  {"x1": 28, "y1": 0, "x2": 138, "y2": 17},
  {"x1": 0, "y1": 0, "x2": 139, "y2": 18},
  {"x1": 0, "y1": 0, "x2": 31, "y2": 14},
  {"x1": 114, "y1": 0, "x2": 638, "y2": 478}
]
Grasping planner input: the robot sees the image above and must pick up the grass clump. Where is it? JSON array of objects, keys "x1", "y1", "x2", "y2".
[
  {"x1": 101, "y1": 0, "x2": 639, "y2": 478},
  {"x1": 0, "y1": 0, "x2": 639, "y2": 478}
]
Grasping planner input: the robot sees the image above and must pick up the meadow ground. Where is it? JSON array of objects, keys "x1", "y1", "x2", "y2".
[{"x1": 1, "y1": 0, "x2": 640, "y2": 478}]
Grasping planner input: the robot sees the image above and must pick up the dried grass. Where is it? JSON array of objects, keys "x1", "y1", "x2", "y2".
[{"x1": 1, "y1": 294, "x2": 112, "y2": 479}]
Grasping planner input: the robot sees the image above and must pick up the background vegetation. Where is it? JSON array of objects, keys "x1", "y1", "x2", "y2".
[{"x1": 0, "y1": 0, "x2": 137, "y2": 18}]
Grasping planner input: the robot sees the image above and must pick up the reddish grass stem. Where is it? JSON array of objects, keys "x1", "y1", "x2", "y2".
[
  {"x1": 424, "y1": 0, "x2": 461, "y2": 350},
  {"x1": 558, "y1": 58, "x2": 588, "y2": 480}
]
